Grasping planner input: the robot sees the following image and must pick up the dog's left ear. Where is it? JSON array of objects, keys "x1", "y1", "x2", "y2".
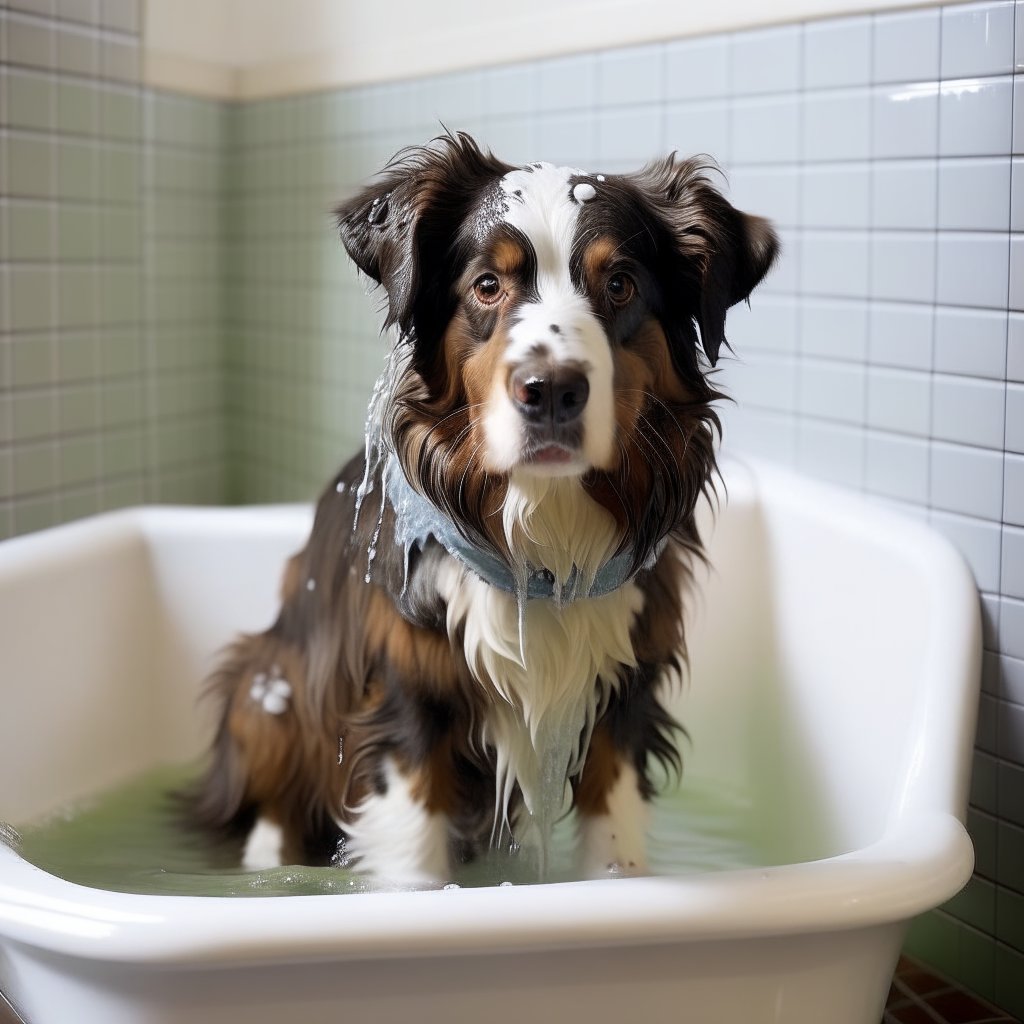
[{"x1": 638, "y1": 157, "x2": 780, "y2": 367}]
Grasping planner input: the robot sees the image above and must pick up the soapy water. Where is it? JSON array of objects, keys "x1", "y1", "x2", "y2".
[{"x1": 3, "y1": 764, "x2": 778, "y2": 899}]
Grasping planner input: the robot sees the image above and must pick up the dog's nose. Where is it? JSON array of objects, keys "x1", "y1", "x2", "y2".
[{"x1": 510, "y1": 366, "x2": 590, "y2": 425}]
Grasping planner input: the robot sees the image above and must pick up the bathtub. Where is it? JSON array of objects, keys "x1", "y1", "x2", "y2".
[{"x1": 0, "y1": 456, "x2": 980, "y2": 1024}]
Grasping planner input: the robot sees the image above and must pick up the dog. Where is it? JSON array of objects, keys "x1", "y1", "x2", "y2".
[{"x1": 193, "y1": 132, "x2": 778, "y2": 883}]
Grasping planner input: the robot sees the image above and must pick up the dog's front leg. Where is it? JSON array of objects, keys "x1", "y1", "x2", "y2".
[
  {"x1": 574, "y1": 727, "x2": 649, "y2": 877},
  {"x1": 341, "y1": 757, "x2": 450, "y2": 884}
]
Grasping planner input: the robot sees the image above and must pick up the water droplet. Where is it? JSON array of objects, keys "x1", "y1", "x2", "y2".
[
  {"x1": 337, "y1": 737, "x2": 344, "y2": 765},
  {"x1": 499, "y1": 881, "x2": 513, "y2": 887},
  {"x1": 443, "y1": 882, "x2": 460, "y2": 890},
  {"x1": 306, "y1": 578, "x2": 316, "y2": 592},
  {"x1": 596, "y1": 174, "x2": 606, "y2": 182}
]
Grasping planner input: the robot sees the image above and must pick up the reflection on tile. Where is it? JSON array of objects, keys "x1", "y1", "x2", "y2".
[
  {"x1": 873, "y1": 83, "x2": 939, "y2": 159},
  {"x1": 940, "y1": 1, "x2": 1015, "y2": 79}
]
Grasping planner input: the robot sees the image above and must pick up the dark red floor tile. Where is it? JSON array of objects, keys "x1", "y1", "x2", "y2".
[
  {"x1": 929, "y1": 990, "x2": 1009, "y2": 1023},
  {"x1": 888, "y1": 1004, "x2": 942, "y2": 1024}
]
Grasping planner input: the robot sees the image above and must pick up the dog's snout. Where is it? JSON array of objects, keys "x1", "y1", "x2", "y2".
[{"x1": 510, "y1": 365, "x2": 589, "y2": 425}]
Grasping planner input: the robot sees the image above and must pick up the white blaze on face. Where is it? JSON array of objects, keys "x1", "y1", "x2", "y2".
[{"x1": 481, "y1": 163, "x2": 616, "y2": 475}]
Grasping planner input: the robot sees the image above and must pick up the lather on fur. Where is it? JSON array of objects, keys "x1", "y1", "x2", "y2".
[{"x1": 192, "y1": 132, "x2": 778, "y2": 882}]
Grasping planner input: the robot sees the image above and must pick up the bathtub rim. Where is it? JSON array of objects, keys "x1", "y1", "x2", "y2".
[{"x1": 0, "y1": 456, "x2": 981, "y2": 967}]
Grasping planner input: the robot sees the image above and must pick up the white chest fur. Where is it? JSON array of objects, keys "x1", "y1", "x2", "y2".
[{"x1": 437, "y1": 558, "x2": 644, "y2": 847}]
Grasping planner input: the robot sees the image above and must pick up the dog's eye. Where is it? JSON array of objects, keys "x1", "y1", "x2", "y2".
[
  {"x1": 607, "y1": 273, "x2": 635, "y2": 306},
  {"x1": 473, "y1": 274, "x2": 503, "y2": 305}
]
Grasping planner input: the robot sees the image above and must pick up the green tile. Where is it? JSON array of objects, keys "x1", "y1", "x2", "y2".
[
  {"x1": 101, "y1": 430, "x2": 143, "y2": 475},
  {"x1": 58, "y1": 266, "x2": 98, "y2": 328},
  {"x1": 56, "y1": 25, "x2": 99, "y2": 77},
  {"x1": 7, "y1": 17, "x2": 52, "y2": 70},
  {"x1": 10, "y1": 0, "x2": 54, "y2": 16},
  {"x1": 57, "y1": 204, "x2": 99, "y2": 261},
  {"x1": 101, "y1": 38, "x2": 138, "y2": 83},
  {"x1": 0, "y1": 505, "x2": 13, "y2": 542},
  {"x1": 58, "y1": 436, "x2": 99, "y2": 487},
  {"x1": 995, "y1": 942, "x2": 1024, "y2": 1018},
  {"x1": 997, "y1": 887, "x2": 1024, "y2": 953},
  {"x1": 100, "y1": 477, "x2": 145, "y2": 511},
  {"x1": 9, "y1": 202, "x2": 54, "y2": 261},
  {"x1": 58, "y1": 385, "x2": 99, "y2": 432},
  {"x1": 57, "y1": 80, "x2": 99, "y2": 135},
  {"x1": 0, "y1": 394, "x2": 11, "y2": 446},
  {"x1": 100, "y1": 268, "x2": 140, "y2": 323},
  {"x1": 100, "y1": 207, "x2": 140, "y2": 261},
  {"x1": 101, "y1": 88, "x2": 141, "y2": 141},
  {"x1": 13, "y1": 442, "x2": 57, "y2": 494},
  {"x1": 12, "y1": 391, "x2": 55, "y2": 440},
  {"x1": 904, "y1": 910, "x2": 961, "y2": 978},
  {"x1": 13, "y1": 495, "x2": 59, "y2": 535},
  {"x1": 58, "y1": 0, "x2": 99, "y2": 25},
  {"x1": 57, "y1": 332, "x2": 98, "y2": 381},
  {"x1": 101, "y1": 379, "x2": 142, "y2": 427},
  {"x1": 10, "y1": 267, "x2": 54, "y2": 331},
  {"x1": 11, "y1": 335, "x2": 54, "y2": 388},
  {"x1": 100, "y1": 0, "x2": 139, "y2": 34},
  {"x1": 8, "y1": 135, "x2": 54, "y2": 198},
  {"x1": 100, "y1": 146, "x2": 140, "y2": 202},
  {"x1": 57, "y1": 139, "x2": 98, "y2": 201},
  {"x1": 99, "y1": 328, "x2": 140, "y2": 376},
  {"x1": 5, "y1": 70, "x2": 54, "y2": 130},
  {"x1": 0, "y1": 451, "x2": 12, "y2": 501},
  {"x1": 956, "y1": 925, "x2": 996, "y2": 1002},
  {"x1": 944, "y1": 875, "x2": 996, "y2": 933},
  {"x1": 58, "y1": 489, "x2": 101, "y2": 525}
]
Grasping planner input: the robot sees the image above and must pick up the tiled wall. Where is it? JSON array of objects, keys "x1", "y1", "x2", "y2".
[
  {"x1": 3, "y1": 0, "x2": 1024, "y2": 1014},
  {"x1": 0, "y1": 0, "x2": 226, "y2": 539}
]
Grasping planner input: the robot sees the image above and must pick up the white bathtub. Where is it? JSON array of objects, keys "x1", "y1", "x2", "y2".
[{"x1": 0, "y1": 457, "x2": 980, "y2": 1024}]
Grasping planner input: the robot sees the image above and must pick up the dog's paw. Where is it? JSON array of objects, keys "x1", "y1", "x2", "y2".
[{"x1": 242, "y1": 818, "x2": 284, "y2": 870}]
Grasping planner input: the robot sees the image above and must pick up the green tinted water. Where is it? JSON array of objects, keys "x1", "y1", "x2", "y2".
[{"x1": 6, "y1": 765, "x2": 773, "y2": 897}]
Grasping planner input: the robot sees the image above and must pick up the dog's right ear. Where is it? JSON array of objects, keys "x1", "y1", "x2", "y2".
[
  {"x1": 335, "y1": 132, "x2": 513, "y2": 356},
  {"x1": 335, "y1": 169, "x2": 421, "y2": 339}
]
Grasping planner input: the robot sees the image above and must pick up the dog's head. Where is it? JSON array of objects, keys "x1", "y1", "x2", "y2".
[{"x1": 336, "y1": 133, "x2": 777, "y2": 574}]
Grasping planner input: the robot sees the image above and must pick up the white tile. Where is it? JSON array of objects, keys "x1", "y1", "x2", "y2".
[
  {"x1": 666, "y1": 35, "x2": 730, "y2": 100},
  {"x1": 801, "y1": 231, "x2": 869, "y2": 298},
  {"x1": 870, "y1": 233, "x2": 936, "y2": 303},
  {"x1": 483, "y1": 64, "x2": 537, "y2": 118},
  {"x1": 1009, "y1": 314, "x2": 1024, "y2": 382},
  {"x1": 930, "y1": 509, "x2": 1003, "y2": 592},
  {"x1": 940, "y1": 77, "x2": 1013, "y2": 157},
  {"x1": 934, "y1": 306, "x2": 1008, "y2": 379},
  {"x1": 1003, "y1": 598, "x2": 1024, "y2": 659},
  {"x1": 731, "y1": 94, "x2": 800, "y2": 165},
  {"x1": 873, "y1": 7, "x2": 941, "y2": 84},
  {"x1": 723, "y1": 353, "x2": 797, "y2": 411},
  {"x1": 1011, "y1": 235, "x2": 1024, "y2": 310},
  {"x1": 931, "y1": 441, "x2": 1004, "y2": 519},
  {"x1": 598, "y1": 44, "x2": 664, "y2": 108},
  {"x1": 757, "y1": 229, "x2": 799, "y2": 295},
  {"x1": 799, "y1": 298, "x2": 868, "y2": 360},
  {"x1": 802, "y1": 90, "x2": 871, "y2": 162},
  {"x1": 938, "y1": 157, "x2": 1012, "y2": 231},
  {"x1": 596, "y1": 105, "x2": 661, "y2": 164},
  {"x1": 865, "y1": 431, "x2": 930, "y2": 504},
  {"x1": 721, "y1": 408, "x2": 797, "y2": 464},
  {"x1": 868, "y1": 367, "x2": 931, "y2": 435},
  {"x1": 538, "y1": 54, "x2": 598, "y2": 112},
  {"x1": 932, "y1": 375, "x2": 1007, "y2": 448},
  {"x1": 1003, "y1": 526, "x2": 1024, "y2": 600},
  {"x1": 1018, "y1": 0, "x2": 1024, "y2": 73},
  {"x1": 664, "y1": 101, "x2": 730, "y2": 164},
  {"x1": 797, "y1": 420, "x2": 864, "y2": 489},
  {"x1": 936, "y1": 232, "x2": 1011, "y2": 308},
  {"x1": 982, "y1": 593, "x2": 1002, "y2": 651},
  {"x1": 873, "y1": 83, "x2": 939, "y2": 159},
  {"x1": 1015, "y1": 78, "x2": 1024, "y2": 154},
  {"x1": 538, "y1": 112, "x2": 596, "y2": 166},
  {"x1": 725, "y1": 295, "x2": 798, "y2": 354},
  {"x1": 1005, "y1": 453, "x2": 1024, "y2": 525},
  {"x1": 801, "y1": 163, "x2": 870, "y2": 229},
  {"x1": 728, "y1": 166, "x2": 799, "y2": 226},
  {"x1": 871, "y1": 160, "x2": 938, "y2": 230},
  {"x1": 868, "y1": 301, "x2": 934, "y2": 369},
  {"x1": 1008, "y1": 383, "x2": 1024, "y2": 453},
  {"x1": 940, "y1": 2, "x2": 1015, "y2": 79},
  {"x1": 803, "y1": 16, "x2": 872, "y2": 88},
  {"x1": 1012, "y1": 158, "x2": 1024, "y2": 231},
  {"x1": 799, "y1": 359, "x2": 866, "y2": 424},
  {"x1": 731, "y1": 25, "x2": 801, "y2": 96}
]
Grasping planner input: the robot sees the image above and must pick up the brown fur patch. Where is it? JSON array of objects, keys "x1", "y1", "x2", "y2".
[
  {"x1": 573, "y1": 727, "x2": 622, "y2": 817},
  {"x1": 492, "y1": 236, "x2": 526, "y2": 277},
  {"x1": 581, "y1": 235, "x2": 617, "y2": 289}
]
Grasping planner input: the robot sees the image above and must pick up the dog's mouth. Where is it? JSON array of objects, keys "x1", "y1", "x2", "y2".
[{"x1": 527, "y1": 443, "x2": 575, "y2": 466}]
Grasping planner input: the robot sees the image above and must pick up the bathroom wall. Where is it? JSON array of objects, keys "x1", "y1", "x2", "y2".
[
  {"x1": 2, "y1": 0, "x2": 1023, "y2": 1014},
  {"x1": 0, "y1": 0, "x2": 226, "y2": 539}
]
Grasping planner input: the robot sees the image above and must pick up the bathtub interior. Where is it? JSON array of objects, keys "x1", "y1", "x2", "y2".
[{"x1": 0, "y1": 458, "x2": 970, "y2": 876}]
